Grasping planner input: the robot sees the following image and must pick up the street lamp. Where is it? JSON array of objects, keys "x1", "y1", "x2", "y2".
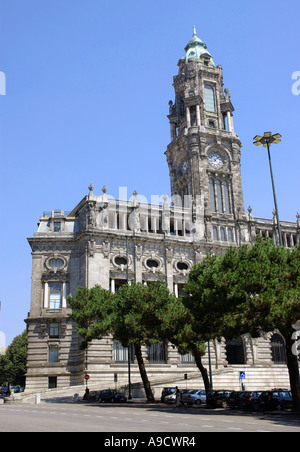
[
  {"x1": 125, "y1": 235, "x2": 132, "y2": 400},
  {"x1": 253, "y1": 132, "x2": 283, "y2": 246}
]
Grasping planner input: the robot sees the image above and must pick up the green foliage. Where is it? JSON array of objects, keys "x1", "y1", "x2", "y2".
[
  {"x1": 68, "y1": 285, "x2": 114, "y2": 349},
  {"x1": 112, "y1": 281, "x2": 176, "y2": 347},
  {"x1": 185, "y1": 238, "x2": 300, "y2": 340},
  {"x1": 185, "y1": 238, "x2": 300, "y2": 410},
  {"x1": 0, "y1": 330, "x2": 28, "y2": 386}
]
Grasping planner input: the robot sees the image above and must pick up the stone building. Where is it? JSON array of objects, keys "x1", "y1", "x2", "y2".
[{"x1": 25, "y1": 28, "x2": 299, "y2": 393}]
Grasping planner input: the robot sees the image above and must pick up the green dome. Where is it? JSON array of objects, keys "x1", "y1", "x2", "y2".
[{"x1": 182, "y1": 26, "x2": 215, "y2": 67}]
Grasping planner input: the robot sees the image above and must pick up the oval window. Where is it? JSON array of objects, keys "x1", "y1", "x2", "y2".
[
  {"x1": 177, "y1": 262, "x2": 189, "y2": 271},
  {"x1": 146, "y1": 259, "x2": 159, "y2": 268},
  {"x1": 49, "y1": 258, "x2": 64, "y2": 269},
  {"x1": 115, "y1": 257, "x2": 128, "y2": 266}
]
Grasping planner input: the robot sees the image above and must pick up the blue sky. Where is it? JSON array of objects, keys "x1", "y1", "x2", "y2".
[{"x1": 0, "y1": 0, "x2": 299, "y2": 346}]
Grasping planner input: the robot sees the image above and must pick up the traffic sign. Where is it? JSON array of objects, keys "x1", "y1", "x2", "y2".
[{"x1": 84, "y1": 374, "x2": 90, "y2": 381}]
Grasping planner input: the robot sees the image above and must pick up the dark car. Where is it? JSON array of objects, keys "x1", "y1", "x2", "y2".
[
  {"x1": 258, "y1": 390, "x2": 293, "y2": 411},
  {"x1": 0, "y1": 387, "x2": 10, "y2": 396},
  {"x1": 228, "y1": 391, "x2": 247, "y2": 409},
  {"x1": 98, "y1": 389, "x2": 127, "y2": 403},
  {"x1": 240, "y1": 391, "x2": 262, "y2": 411},
  {"x1": 206, "y1": 390, "x2": 232, "y2": 408}
]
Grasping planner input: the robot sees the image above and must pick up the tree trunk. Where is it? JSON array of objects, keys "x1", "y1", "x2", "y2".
[
  {"x1": 191, "y1": 343, "x2": 211, "y2": 396},
  {"x1": 134, "y1": 343, "x2": 154, "y2": 402},
  {"x1": 285, "y1": 335, "x2": 300, "y2": 412}
]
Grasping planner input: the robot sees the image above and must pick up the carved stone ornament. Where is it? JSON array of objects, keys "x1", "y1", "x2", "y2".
[
  {"x1": 143, "y1": 255, "x2": 163, "y2": 274},
  {"x1": 102, "y1": 241, "x2": 110, "y2": 259},
  {"x1": 44, "y1": 254, "x2": 68, "y2": 275}
]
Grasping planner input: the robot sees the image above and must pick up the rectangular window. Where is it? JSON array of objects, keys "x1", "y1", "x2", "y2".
[
  {"x1": 204, "y1": 85, "x2": 215, "y2": 112},
  {"x1": 49, "y1": 346, "x2": 59, "y2": 363},
  {"x1": 49, "y1": 283, "x2": 62, "y2": 310},
  {"x1": 49, "y1": 323, "x2": 59, "y2": 338},
  {"x1": 148, "y1": 342, "x2": 167, "y2": 363},
  {"x1": 54, "y1": 222, "x2": 61, "y2": 232},
  {"x1": 181, "y1": 353, "x2": 195, "y2": 363},
  {"x1": 113, "y1": 341, "x2": 128, "y2": 362},
  {"x1": 48, "y1": 377, "x2": 57, "y2": 389},
  {"x1": 113, "y1": 341, "x2": 134, "y2": 363}
]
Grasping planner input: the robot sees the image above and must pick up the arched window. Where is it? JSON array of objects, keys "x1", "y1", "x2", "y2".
[
  {"x1": 224, "y1": 181, "x2": 231, "y2": 214},
  {"x1": 213, "y1": 226, "x2": 218, "y2": 241},
  {"x1": 220, "y1": 227, "x2": 226, "y2": 241},
  {"x1": 226, "y1": 337, "x2": 246, "y2": 365},
  {"x1": 209, "y1": 177, "x2": 232, "y2": 215},
  {"x1": 215, "y1": 180, "x2": 223, "y2": 213},
  {"x1": 271, "y1": 334, "x2": 287, "y2": 364},
  {"x1": 204, "y1": 85, "x2": 215, "y2": 112},
  {"x1": 209, "y1": 179, "x2": 216, "y2": 212},
  {"x1": 227, "y1": 228, "x2": 234, "y2": 242}
]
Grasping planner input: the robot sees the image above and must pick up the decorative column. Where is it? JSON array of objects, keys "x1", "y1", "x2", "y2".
[
  {"x1": 111, "y1": 279, "x2": 115, "y2": 294},
  {"x1": 186, "y1": 106, "x2": 191, "y2": 128},
  {"x1": 196, "y1": 104, "x2": 201, "y2": 126},
  {"x1": 62, "y1": 282, "x2": 67, "y2": 308},
  {"x1": 226, "y1": 111, "x2": 234, "y2": 133},
  {"x1": 43, "y1": 282, "x2": 49, "y2": 309},
  {"x1": 174, "y1": 283, "x2": 179, "y2": 298}
]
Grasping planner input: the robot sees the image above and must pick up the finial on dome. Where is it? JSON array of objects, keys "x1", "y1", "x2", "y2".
[{"x1": 193, "y1": 25, "x2": 197, "y2": 38}]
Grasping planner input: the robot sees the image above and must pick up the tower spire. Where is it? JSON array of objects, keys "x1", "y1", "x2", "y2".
[{"x1": 182, "y1": 26, "x2": 214, "y2": 66}]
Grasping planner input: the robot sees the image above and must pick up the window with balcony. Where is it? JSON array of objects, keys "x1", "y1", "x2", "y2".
[{"x1": 49, "y1": 283, "x2": 62, "y2": 310}]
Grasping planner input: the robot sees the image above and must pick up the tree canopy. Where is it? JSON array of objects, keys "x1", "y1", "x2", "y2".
[
  {"x1": 0, "y1": 330, "x2": 28, "y2": 387},
  {"x1": 185, "y1": 238, "x2": 300, "y2": 410}
]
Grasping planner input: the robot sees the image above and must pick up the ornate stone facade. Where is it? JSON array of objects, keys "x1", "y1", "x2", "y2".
[{"x1": 25, "y1": 29, "x2": 299, "y2": 392}]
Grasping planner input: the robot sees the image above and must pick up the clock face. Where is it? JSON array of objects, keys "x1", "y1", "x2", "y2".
[{"x1": 208, "y1": 152, "x2": 224, "y2": 169}]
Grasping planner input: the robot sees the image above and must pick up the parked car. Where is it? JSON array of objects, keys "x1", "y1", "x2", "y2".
[
  {"x1": 161, "y1": 387, "x2": 177, "y2": 404},
  {"x1": 228, "y1": 391, "x2": 247, "y2": 409},
  {"x1": 258, "y1": 390, "x2": 293, "y2": 411},
  {"x1": 240, "y1": 391, "x2": 262, "y2": 411},
  {"x1": 98, "y1": 389, "x2": 127, "y2": 403},
  {"x1": 182, "y1": 390, "x2": 206, "y2": 406},
  {"x1": 206, "y1": 390, "x2": 232, "y2": 408},
  {"x1": 0, "y1": 387, "x2": 10, "y2": 396}
]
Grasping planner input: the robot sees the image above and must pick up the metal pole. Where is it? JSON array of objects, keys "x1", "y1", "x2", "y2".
[
  {"x1": 266, "y1": 141, "x2": 283, "y2": 246},
  {"x1": 125, "y1": 235, "x2": 132, "y2": 400},
  {"x1": 208, "y1": 340, "x2": 213, "y2": 391}
]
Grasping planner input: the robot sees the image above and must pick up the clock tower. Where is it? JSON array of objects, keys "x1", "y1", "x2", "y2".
[{"x1": 165, "y1": 28, "x2": 246, "y2": 241}]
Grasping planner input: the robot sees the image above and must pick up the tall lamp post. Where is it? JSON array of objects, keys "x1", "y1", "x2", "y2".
[
  {"x1": 125, "y1": 235, "x2": 132, "y2": 400},
  {"x1": 253, "y1": 132, "x2": 283, "y2": 246}
]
